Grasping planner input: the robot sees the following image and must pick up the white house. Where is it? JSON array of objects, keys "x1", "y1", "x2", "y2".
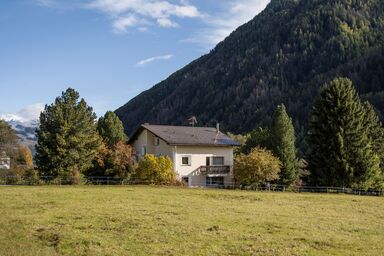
[
  {"x1": 0, "y1": 151, "x2": 11, "y2": 170},
  {"x1": 129, "y1": 124, "x2": 240, "y2": 187}
]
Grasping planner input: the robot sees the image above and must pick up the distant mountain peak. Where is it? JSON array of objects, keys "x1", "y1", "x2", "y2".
[{"x1": 0, "y1": 103, "x2": 44, "y2": 128}]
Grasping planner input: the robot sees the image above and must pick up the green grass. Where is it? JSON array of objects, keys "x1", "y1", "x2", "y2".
[{"x1": 0, "y1": 186, "x2": 383, "y2": 256}]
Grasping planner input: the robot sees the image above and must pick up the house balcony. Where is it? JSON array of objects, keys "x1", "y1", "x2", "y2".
[{"x1": 199, "y1": 166, "x2": 231, "y2": 177}]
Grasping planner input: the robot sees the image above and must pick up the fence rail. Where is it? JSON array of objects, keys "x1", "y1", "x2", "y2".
[{"x1": 0, "y1": 175, "x2": 383, "y2": 196}]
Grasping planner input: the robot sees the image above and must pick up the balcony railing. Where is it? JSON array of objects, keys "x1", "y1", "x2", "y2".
[{"x1": 199, "y1": 166, "x2": 231, "y2": 176}]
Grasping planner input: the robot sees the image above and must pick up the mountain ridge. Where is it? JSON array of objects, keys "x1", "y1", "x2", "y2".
[{"x1": 116, "y1": 0, "x2": 384, "y2": 148}]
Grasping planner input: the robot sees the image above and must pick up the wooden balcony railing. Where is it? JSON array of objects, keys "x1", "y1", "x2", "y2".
[{"x1": 199, "y1": 166, "x2": 231, "y2": 176}]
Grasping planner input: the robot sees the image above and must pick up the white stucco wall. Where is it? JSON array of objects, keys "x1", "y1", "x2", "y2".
[
  {"x1": 0, "y1": 157, "x2": 11, "y2": 170},
  {"x1": 132, "y1": 130, "x2": 174, "y2": 163},
  {"x1": 132, "y1": 129, "x2": 148, "y2": 156},
  {"x1": 175, "y1": 146, "x2": 234, "y2": 187}
]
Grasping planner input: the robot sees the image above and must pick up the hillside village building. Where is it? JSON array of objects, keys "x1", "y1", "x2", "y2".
[
  {"x1": 129, "y1": 124, "x2": 240, "y2": 187},
  {"x1": 0, "y1": 151, "x2": 11, "y2": 170}
]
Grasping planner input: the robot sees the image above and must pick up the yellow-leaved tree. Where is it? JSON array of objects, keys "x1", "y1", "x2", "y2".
[
  {"x1": 234, "y1": 147, "x2": 281, "y2": 186},
  {"x1": 135, "y1": 154, "x2": 175, "y2": 185},
  {"x1": 17, "y1": 146, "x2": 33, "y2": 168}
]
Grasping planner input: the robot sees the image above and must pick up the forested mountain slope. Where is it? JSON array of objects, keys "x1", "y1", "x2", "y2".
[{"x1": 116, "y1": 0, "x2": 384, "y2": 147}]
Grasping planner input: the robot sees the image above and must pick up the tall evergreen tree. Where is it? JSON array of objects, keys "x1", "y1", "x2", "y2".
[
  {"x1": 307, "y1": 78, "x2": 381, "y2": 189},
  {"x1": 241, "y1": 127, "x2": 270, "y2": 155},
  {"x1": 362, "y1": 102, "x2": 384, "y2": 187},
  {"x1": 363, "y1": 102, "x2": 384, "y2": 166},
  {"x1": 97, "y1": 111, "x2": 127, "y2": 147},
  {"x1": 35, "y1": 88, "x2": 101, "y2": 180},
  {"x1": 269, "y1": 104, "x2": 299, "y2": 185}
]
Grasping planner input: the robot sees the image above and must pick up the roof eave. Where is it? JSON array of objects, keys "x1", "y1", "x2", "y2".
[{"x1": 168, "y1": 143, "x2": 239, "y2": 147}]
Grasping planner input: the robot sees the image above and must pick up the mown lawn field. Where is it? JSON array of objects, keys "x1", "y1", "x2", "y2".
[{"x1": 0, "y1": 186, "x2": 383, "y2": 256}]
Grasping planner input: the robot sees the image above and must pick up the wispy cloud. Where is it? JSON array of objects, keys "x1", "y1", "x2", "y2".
[
  {"x1": 35, "y1": 0, "x2": 56, "y2": 7},
  {"x1": 183, "y1": 0, "x2": 270, "y2": 49},
  {"x1": 0, "y1": 103, "x2": 45, "y2": 124},
  {"x1": 135, "y1": 54, "x2": 174, "y2": 67},
  {"x1": 112, "y1": 14, "x2": 151, "y2": 33},
  {"x1": 87, "y1": 0, "x2": 200, "y2": 33},
  {"x1": 34, "y1": 0, "x2": 269, "y2": 48}
]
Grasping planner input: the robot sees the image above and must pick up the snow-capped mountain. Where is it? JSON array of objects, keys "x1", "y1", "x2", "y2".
[
  {"x1": 1, "y1": 118, "x2": 39, "y2": 155},
  {"x1": 5, "y1": 119, "x2": 39, "y2": 141},
  {"x1": 0, "y1": 103, "x2": 43, "y2": 144}
]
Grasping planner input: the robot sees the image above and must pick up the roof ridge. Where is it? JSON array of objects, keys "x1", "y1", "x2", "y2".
[{"x1": 143, "y1": 124, "x2": 217, "y2": 129}]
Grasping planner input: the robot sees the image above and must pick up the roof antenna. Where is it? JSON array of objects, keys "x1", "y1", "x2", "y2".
[
  {"x1": 214, "y1": 122, "x2": 220, "y2": 143},
  {"x1": 188, "y1": 116, "x2": 198, "y2": 137}
]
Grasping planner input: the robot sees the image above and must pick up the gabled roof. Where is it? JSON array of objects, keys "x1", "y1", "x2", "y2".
[{"x1": 129, "y1": 124, "x2": 240, "y2": 147}]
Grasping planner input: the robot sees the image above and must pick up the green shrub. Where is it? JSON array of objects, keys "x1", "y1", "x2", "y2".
[{"x1": 24, "y1": 169, "x2": 41, "y2": 185}]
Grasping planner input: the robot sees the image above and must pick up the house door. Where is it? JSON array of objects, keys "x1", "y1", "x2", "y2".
[{"x1": 206, "y1": 157, "x2": 211, "y2": 166}]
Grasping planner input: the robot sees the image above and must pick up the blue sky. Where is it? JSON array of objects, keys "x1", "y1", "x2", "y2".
[{"x1": 0, "y1": 0, "x2": 269, "y2": 122}]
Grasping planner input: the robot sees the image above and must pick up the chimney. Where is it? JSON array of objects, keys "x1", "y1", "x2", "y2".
[{"x1": 216, "y1": 123, "x2": 220, "y2": 133}]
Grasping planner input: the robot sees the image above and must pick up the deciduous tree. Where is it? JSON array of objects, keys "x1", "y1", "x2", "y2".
[
  {"x1": 17, "y1": 146, "x2": 33, "y2": 168},
  {"x1": 135, "y1": 154, "x2": 175, "y2": 185},
  {"x1": 105, "y1": 142, "x2": 135, "y2": 180},
  {"x1": 0, "y1": 120, "x2": 16, "y2": 152},
  {"x1": 234, "y1": 148, "x2": 281, "y2": 186}
]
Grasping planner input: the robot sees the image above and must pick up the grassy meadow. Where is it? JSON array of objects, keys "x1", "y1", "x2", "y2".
[{"x1": 0, "y1": 186, "x2": 383, "y2": 256}]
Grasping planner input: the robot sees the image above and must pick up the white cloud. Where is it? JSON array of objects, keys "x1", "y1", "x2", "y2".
[
  {"x1": 184, "y1": 0, "x2": 270, "y2": 49},
  {"x1": 135, "y1": 54, "x2": 174, "y2": 67},
  {"x1": 157, "y1": 17, "x2": 178, "y2": 28},
  {"x1": 34, "y1": 0, "x2": 269, "y2": 48},
  {"x1": 35, "y1": 0, "x2": 56, "y2": 7},
  {"x1": 86, "y1": 0, "x2": 200, "y2": 33},
  {"x1": 113, "y1": 14, "x2": 151, "y2": 33},
  {"x1": 0, "y1": 103, "x2": 45, "y2": 125}
]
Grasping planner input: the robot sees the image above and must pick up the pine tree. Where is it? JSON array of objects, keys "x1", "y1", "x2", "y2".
[
  {"x1": 363, "y1": 102, "x2": 384, "y2": 166},
  {"x1": 241, "y1": 127, "x2": 270, "y2": 155},
  {"x1": 35, "y1": 88, "x2": 101, "y2": 181},
  {"x1": 362, "y1": 102, "x2": 384, "y2": 187},
  {"x1": 97, "y1": 111, "x2": 127, "y2": 147},
  {"x1": 269, "y1": 104, "x2": 299, "y2": 186},
  {"x1": 307, "y1": 78, "x2": 381, "y2": 189}
]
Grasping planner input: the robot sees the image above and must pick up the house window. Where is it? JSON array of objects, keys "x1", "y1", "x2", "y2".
[
  {"x1": 212, "y1": 156, "x2": 224, "y2": 166},
  {"x1": 206, "y1": 177, "x2": 224, "y2": 186},
  {"x1": 154, "y1": 137, "x2": 160, "y2": 146},
  {"x1": 181, "y1": 156, "x2": 191, "y2": 166},
  {"x1": 206, "y1": 157, "x2": 211, "y2": 166},
  {"x1": 142, "y1": 146, "x2": 147, "y2": 156}
]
